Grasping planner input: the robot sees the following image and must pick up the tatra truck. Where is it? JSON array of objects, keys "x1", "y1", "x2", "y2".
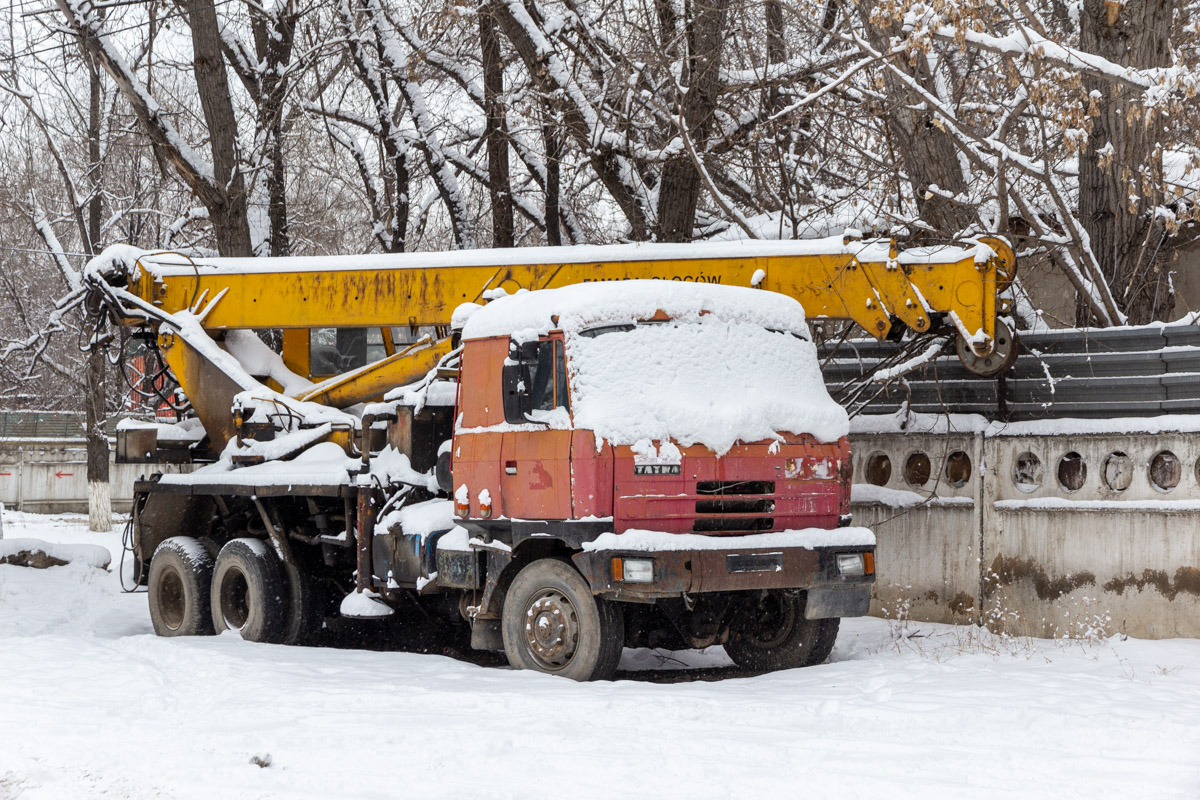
[{"x1": 81, "y1": 237, "x2": 1007, "y2": 678}]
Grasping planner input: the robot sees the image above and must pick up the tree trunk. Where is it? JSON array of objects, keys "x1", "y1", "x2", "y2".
[
  {"x1": 184, "y1": 0, "x2": 255, "y2": 256},
  {"x1": 854, "y1": 2, "x2": 975, "y2": 236},
  {"x1": 86, "y1": 53, "x2": 111, "y2": 533},
  {"x1": 655, "y1": 0, "x2": 731, "y2": 242},
  {"x1": 252, "y1": 7, "x2": 296, "y2": 257},
  {"x1": 544, "y1": 122, "x2": 562, "y2": 246},
  {"x1": 480, "y1": 5, "x2": 514, "y2": 248},
  {"x1": 1079, "y1": 0, "x2": 1174, "y2": 323},
  {"x1": 489, "y1": 0, "x2": 651, "y2": 239}
]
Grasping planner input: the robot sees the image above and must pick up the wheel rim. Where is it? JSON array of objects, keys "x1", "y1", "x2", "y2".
[
  {"x1": 159, "y1": 567, "x2": 186, "y2": 631},
  {"x1": 956, "y1": 318, "x2": 1018, "y2": 377},
  {"x1": 742, "y1": 593, "x2": 797, "y2": 650},
  {"x1": 522, "y1": 588, "x2": 580, "y2": 671},
  {"x1": 219, "y1": 568, "x2": 251, "y2": 632}
]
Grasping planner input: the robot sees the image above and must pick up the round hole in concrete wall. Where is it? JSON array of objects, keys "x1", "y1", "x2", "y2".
[
  {"x1": 904, "y1": 452, "x2": 931, "y2": 487},
  {"x1": 865, "y1": 452, "x2": 892, "y2": 486},
  {"x1": 1013, "y1": 452, "x2": 1042, "y2": 493},
  {"x1": 1101, "y1": 452, "x2": 1132, "y2": 492},
  {"x1": 1150, "y1": 451, "x2": 1181, "y2": 492},
  {"x1": 945, "y1": 451, "x2": 972, "y2": 488},
  {"x1": 1057, "y1": 452, "x2": 1086, "y2": 492}
]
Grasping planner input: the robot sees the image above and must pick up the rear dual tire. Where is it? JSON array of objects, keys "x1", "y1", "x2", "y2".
[
  {"x1": 210, "y1": 538, "x2": 287, "y2": 643},
  {"x1": 147, "y1": 535, "x2": 322, "y2": 644},
  {"x1": 148, "y1": 537, "x2": 215, "y2": 637}
]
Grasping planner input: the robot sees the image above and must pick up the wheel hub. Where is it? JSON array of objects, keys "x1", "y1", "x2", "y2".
[
  {"x1": 219, "y1": 568, "x2": 251, "y2": 632},
  {"x1": 159, "y1": 567, "x2": 185, "y2": 631},
  {"x1": 746, "y1": 593, "x2": 797, "y2": 649},
  {"x1": 957, "y1": 318, "x2": 1018, "y2": 377},
  {"x1": 523, "y1": 591, "x2": 579, "y2": 669}
]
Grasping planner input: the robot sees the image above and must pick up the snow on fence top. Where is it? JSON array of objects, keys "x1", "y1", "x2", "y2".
[
  {"x1": 461, "y1": 279, "x2": 812, "y2": 341},
  {"x1": 85, "y1": 236, "x2": 987, "y2": 280}
]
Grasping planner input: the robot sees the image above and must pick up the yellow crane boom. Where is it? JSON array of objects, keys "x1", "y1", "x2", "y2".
[
  {"x1": 98, "y1": 235, "x2": 1014, "y2": 392},
  {"x1": 87, "y1": 235, "x2": 1016, "y2": 455}
]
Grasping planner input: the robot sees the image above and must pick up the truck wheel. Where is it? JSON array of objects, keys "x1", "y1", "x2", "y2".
[
  {"x1": 725, "y1": 592, "x2": 839, "y2": 671},
  {"x1": 148, "y1": 537, "x2": 215, "y2": 637},
  {"x1": 281, "y1": 559, "x2": 326, "y2": 646},
  {"x1": 210, "y1": 538, "x2": 286, "y2": 643},
  {"x1": 502, "y1": 559, "x2": 624, "y2": 681},
  {"x1": 805, "y1": 617, "x2": 841, "y2": 667}
]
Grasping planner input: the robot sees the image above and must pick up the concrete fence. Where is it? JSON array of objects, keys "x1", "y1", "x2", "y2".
[
  {"x1": 852, "y1": 416, "x2": 1200, "y2": 639},
  {"x1": 0, "y1": 439, "x2": 189, "y2": 514},
  {"x1": 4, "y1": 423, "x2": 1198, "y2": 640}
]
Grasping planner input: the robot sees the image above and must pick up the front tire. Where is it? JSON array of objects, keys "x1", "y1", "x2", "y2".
[
  {"x1": 148, "y1": 537, "x2": 215, "y2": 637},
  {"x1": 210, "y1": 538, "x2": 286, "y2": 643},
  {"x1": 502, "y1": 559, "x2": 624, "y2": 681},
  {"x1": 725, "y1": 591, "x2": 839, "y2": 671}
]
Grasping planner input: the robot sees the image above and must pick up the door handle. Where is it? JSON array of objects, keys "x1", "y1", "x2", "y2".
[{"x1": 505, "y1": 461, "x2": 518, "y2": 475}]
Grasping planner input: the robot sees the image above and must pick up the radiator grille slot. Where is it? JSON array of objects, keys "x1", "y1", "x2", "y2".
[
  {"x1": 695, "y1": 498, "x2": 775, "y2": 514},
  {"x1": 696, "y1": 480, "x2": 775, "y2": 495},
  {"x1": 693, "y1": 517, "x2": 775, "y2": 532}
]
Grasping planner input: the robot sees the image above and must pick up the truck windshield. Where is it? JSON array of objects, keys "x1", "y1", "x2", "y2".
[{"x1": 566, "y1": 318, "x2": 848, "y2": 454}]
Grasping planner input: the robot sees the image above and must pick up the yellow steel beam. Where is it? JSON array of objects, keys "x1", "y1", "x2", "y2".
[
  {"x1": 120, "y1": 240, "x2": 1010, "y2": 376},
  {"x1": 297, "y1": 337, "x2": 452, "y2": 408},
  {"x1": 126, "y1": 244, "x2": 998, "y2": 335}
]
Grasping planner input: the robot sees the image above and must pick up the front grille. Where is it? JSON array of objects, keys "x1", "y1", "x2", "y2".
[{"x1": 694, "y1": 480, "x2": 777, "y2": 532}]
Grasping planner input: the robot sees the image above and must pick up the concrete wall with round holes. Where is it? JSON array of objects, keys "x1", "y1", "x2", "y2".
[{"x1": 850, "y1": 428, "x2": 1200, "y2": 638}]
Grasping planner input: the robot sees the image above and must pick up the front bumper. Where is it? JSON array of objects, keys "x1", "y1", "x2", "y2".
[{"x1": 571, "y1": 539, "x2": 874, "y2": 619}]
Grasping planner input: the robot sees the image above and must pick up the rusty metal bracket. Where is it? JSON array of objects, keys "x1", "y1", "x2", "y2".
[
  {"x1": 475, "y1": 550, "x2": 514, "y2": 620},
  {"x1": 252, "y1": 496, "x2": 298, "y2": 568}
]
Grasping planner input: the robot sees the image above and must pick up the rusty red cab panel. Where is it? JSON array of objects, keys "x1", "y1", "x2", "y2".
[
  {"x1": 447, "y1": 281, "x2": 873, "y2": 653},
  {"x1": 612, "y1": 435, "x2": 849, "y2": 535}
]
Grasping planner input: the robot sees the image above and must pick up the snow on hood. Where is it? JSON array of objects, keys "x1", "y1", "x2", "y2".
[
  {"x1": 566, "y1": 314, "x2": 848, "y2": 453},
  {"x1": 461, "y1": 279, "x2": 812, "y2": 342}
]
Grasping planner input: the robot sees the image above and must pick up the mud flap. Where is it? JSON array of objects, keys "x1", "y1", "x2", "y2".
[
  {"x1": 804, "y1": 586, "x2": 871, "y2": 619},
  {"x1": 470, "y1": 619, "x2": 503, "y2": 650},
  {"x1": 134, "y1": 491, "x2": 217, "y2": 565}
]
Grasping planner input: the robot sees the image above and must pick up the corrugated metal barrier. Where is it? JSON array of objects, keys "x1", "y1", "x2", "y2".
[{"x1": 821, "y1": 322, "x2": 1200, "y2": 419}]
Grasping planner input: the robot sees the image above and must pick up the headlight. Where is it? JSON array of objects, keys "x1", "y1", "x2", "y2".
[
  {"x1": 611, "y1": 557, "x2": 654, "y2": 583},
  {"x1": 836, "y1": 553, "x2": 865, "y2": 577}
]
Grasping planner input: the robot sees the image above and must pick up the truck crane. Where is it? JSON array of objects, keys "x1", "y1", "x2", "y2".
[{"x1": 84, "y1": 235, "x2": 1012, "y2": 679}]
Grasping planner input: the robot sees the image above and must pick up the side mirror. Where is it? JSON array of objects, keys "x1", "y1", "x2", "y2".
[{"x1": 510, "y1": 340, "x2": 540, "y2": 362}]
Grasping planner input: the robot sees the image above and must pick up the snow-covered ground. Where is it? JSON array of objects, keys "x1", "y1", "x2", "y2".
[{"x1": 1, "y1": 511, "x2": 1198, "y2": 799}]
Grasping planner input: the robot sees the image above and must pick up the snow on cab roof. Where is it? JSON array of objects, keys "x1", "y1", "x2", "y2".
[{"x1": 459, "y1": 279, "x2": 810, "y2": 341}]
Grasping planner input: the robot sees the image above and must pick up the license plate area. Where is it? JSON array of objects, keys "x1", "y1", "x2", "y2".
[{"x1": 725, "y1": 552, "x2": 784, "y2": 573}]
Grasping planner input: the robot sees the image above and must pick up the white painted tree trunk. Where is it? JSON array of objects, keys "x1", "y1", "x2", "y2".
[{"x1": 88, "y1": 481, "x2": 112, "y2": 533}]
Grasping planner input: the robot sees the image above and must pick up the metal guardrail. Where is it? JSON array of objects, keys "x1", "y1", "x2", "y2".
[
  {"x1": 821, "y1": 323, "x2": 1200, "y2": 419},
  {"x1": 0, "y1": 412, "x2": 87, "y2": 439},
  {"x1": 6, "y1": 323, "x2": 1198, "y2": 430}
]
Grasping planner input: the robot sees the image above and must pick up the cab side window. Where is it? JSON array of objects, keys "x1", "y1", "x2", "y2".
[{"x1": 503, "y1": 338, "x2": 568, "y2": 423}]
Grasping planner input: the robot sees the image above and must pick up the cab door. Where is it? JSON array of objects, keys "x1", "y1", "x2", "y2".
[{"x1": 500, "y1": 335, "x2": 573, "y2": 519}]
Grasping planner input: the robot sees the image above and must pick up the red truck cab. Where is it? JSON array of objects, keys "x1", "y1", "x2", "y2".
[{"x1": 439, "y1": 280, "x2": 875, "y2": 679}]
